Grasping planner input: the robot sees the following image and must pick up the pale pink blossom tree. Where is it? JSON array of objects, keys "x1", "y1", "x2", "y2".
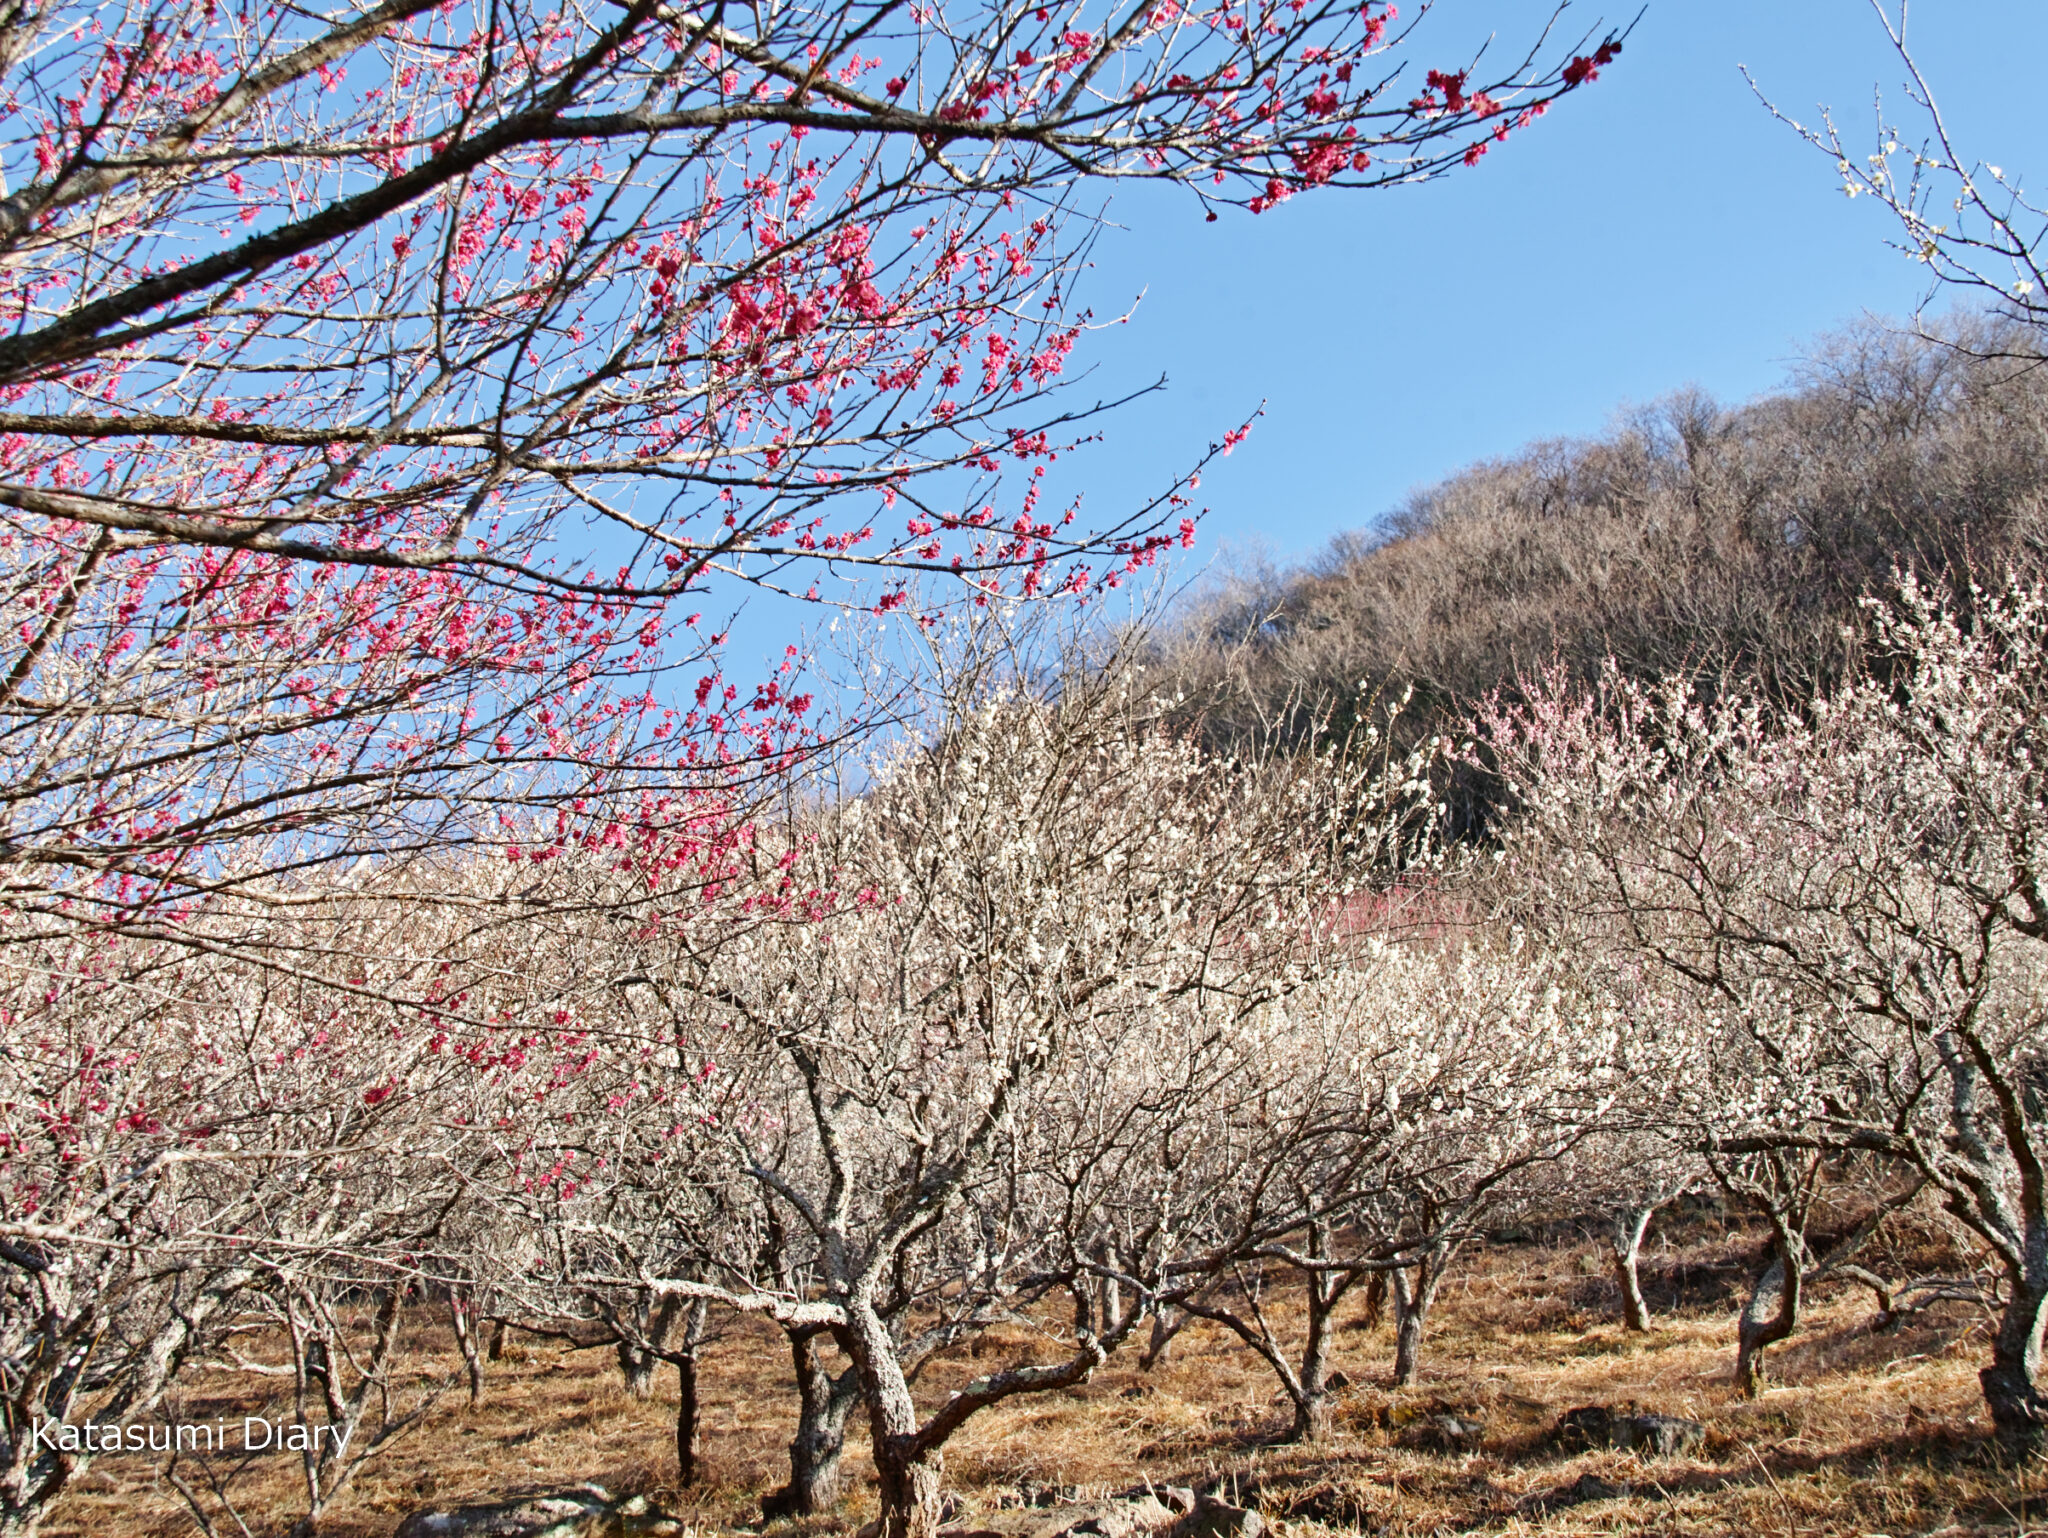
[{"x1": 1488, "y1": 572, "x2": 2048, "y2": 1442}]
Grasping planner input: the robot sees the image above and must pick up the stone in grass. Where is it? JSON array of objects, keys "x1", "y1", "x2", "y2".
[
  {"x1": 1552, "y1": 1404, "x2": 1704, "y2": 1459},
  {"x1": 1014, "y1": 1481, "x2": 1084, "y2": 1509},
  {"x1": 1624, "y1": 1413, "x2": 1706, "y2": 1458},
  {"x1": 1055, "y1": 1499, "x2": 1175, "y2": 1538},
  {"x1": 392, "y1": 1484, "x2": 681, "y2": 1538},
  {"x1": 941, "y1": 1496, "x2": 1176, "y2": 1538},
  {"x1": 1415, "y1": 1413, "x2": 1486, "y2": 1453},
  {"x1": 1165, "y1": 1495, "x2": 1263, "y2": 1538},
  {"x1": 1106, "y1": 1483, "x2": 1196, "y2": 1517}
]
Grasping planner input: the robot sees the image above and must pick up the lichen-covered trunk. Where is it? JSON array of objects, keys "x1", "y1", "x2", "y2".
[
  {"x1": 1286, "y1": 1391, "x2": 1334, "y2": 1444},
  {"x1": 1611, "y1": 1205, "x2": 1656, "y2": 1333},
  {"x1": 1280, "y1": 1263, "x2": 1350, "y2": 1443},
  {"x1": 1935, "y1": 1038, "x2": 2048, "y2": 1453},
  {"x1": 1391, "y1": 1299, "x2": 1427, "y2": 1387},
  {"x1": 0, "y1": 1268, "x2": 251, "y2": 1538},
  {"x1": 845, "y1": 1302, "x2": 944, "y2": 1538},
  {"x1": 1390, "y1": 1245, "x2": 1449, "y2": 1388},
  {"x1": 763, "y1": 1328, "x2": 860, "y2": 1518},
  {"x1": 1735, "y1": 1245, "x2": 1801, "y2": 1397},
  {"x1": 669, "y1": 1297, "x2": 711, "y2": 1486},
  {"x1": 1981, "y1": 1269, "x2": 2048, "y2": 1449},
  {"x1": 873, "y1": 1443, "x2": 945, "y2": 1538},
  {"x1": 617, "y1": 1294, "x2": 685, "y2": 1400},
  {"x1": 1139, "y1": 1307, "x2": 1185, "y2": 1371},
  {"x1": 450, "y1": 1292, "x2": 486, "y2": 1405},
  {"x1": 618, "y1": 1338, "x2": 660, "y2": 1399}
]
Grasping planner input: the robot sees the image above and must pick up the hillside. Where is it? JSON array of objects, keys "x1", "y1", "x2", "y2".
[{"x1": 1156, "y1": 316, "x2": 2048, "y2": 773}]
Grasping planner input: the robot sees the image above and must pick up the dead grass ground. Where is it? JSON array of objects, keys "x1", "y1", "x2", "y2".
[{"x1": 48, "y1": 1227, "x2": 2042, "y2": 1538}]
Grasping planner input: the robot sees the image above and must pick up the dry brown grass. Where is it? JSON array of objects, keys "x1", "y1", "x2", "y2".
[{"x1": 48, "y1": 1229, "x2": 2043, "y2": 1538}]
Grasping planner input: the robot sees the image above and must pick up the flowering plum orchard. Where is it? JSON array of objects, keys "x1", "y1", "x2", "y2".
[
  {"x1": 1488, "y1": 573, "x2": 2048, "y2": 1443},
  {"x1": 1167, "y1": 934, "x2": 1630, "y2": 1437},
  {"x1": 0, "y1": 885, "x2": 600, "y2": 1534},
  {"x1": 0, "y1": 1, "x2": 1663, "y2": 1527},
  {"x1": 510, "y1": 618, "x2": 1437, "y2": 1538}
]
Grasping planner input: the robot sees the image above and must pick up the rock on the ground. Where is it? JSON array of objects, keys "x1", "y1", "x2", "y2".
[
  {"x1": 942, "y1": 1495, "x2": 1176, "y2": 1538},
  {"x1": 1624, "y1": 1413, "x2": 1705, "y2": 1457},
  {"x1": 1058, "y1": 1499, "x2": 1173, "y2": 1538},
  {"x1": 392, "y1": 1485, "x2": 681, "y2": 1538},
  {"x1": 1165, "y1": 1495, "x2": 1263, "y2": 1538},
  {"x1": 1552, "y1": 1404, "x2": 1705, "y2": 1458},
  {"x1": 1413, "y1": 1413, "x2": 1485, "y2": 1452},
  {"x1": 1012, "y1": 1481, "x2": 1085, "y2": 1509}
]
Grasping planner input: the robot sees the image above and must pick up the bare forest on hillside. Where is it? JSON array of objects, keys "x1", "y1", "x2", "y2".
[{"x1": 1156, "y1": 318, "x2": 2048, "y2": 822}]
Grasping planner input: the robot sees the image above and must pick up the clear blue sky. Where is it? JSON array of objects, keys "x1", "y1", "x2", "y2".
[
  {"x1": 722, "y1": 0, "x2": 2048, "y2": 676},
  {"x1": 1047, "y1": 0, "x2": 2048, "y2": 568}
]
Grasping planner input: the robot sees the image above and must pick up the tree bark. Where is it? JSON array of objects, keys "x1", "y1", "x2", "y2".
[
  {"x1": 1981, "y1": 1273, "x2": 2048, "y2": 1450},
  {"x1": 616, "y1": 1294, "x2": 684, "y2": 1400},
  {"x1": 1281, "y1": 1257, "x2": 1354, "y2": 1442},
  {"x1": 618, "y1": 1337, "x2": 661, "y2": 1399},
  {"x1": 1139, "y1": 1306, "x2": 1187, "y2": 1371},
  {"x1": 668, "y1": 1297, "x2": 712, "y2": 1487},
  {"x1": 1734, "y1": 1243, "x2": 1801, "y2": 1397},
  {"x1": 1362, "y1": 1271, "x2": 1387, "y2": 1332},
  {"x1": 450, "y1": 1293, "x2": 486, "y2": 1405},
  {"x1": 0, "y1": 1267, "x2": 252, "y2": 1538},
  {"x1": 762, "y1": 1326, "x2": 861, "y2": 1518},
  {"x1": 872, "y1": 1442, "x2": 945, "y2": 1538},
  {"x1": 1611, "y1": 1204, "x2": 1657, "y2": 1333},
  {"x1": 1390, "y1": 1243, "x2": 1450, "y2": 1388},
  {"x1": 1922, "y1": 1034, "x2": 2048, "y2": 1450},
  {"x1": 1287, "y1": 1391, "x2": 1334, "y2": 1443},
  {"x1": 845, "y1": 1301, "x2": 945, "y2": 1538},
  {"x1": 1390, "y1": 1291, "x2": 1426, "y2": 1387},
  {"x1": 675, "y1": 1348, "x2": 701, "y2": 1487}
]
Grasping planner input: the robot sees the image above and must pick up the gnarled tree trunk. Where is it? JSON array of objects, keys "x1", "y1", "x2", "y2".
[
  {"x1": 616, "y1": 1294, "x2": 685, "y2": 1400},
  {"x1": 1284, "y1": 1255, "x2": 1356, "y2": 1442},
  {"x1": 618, "y1": 1337, "x2": 661, "y2": 1399},
  {"x1": 1734, "y1": 1242, "x2": 1801, "y2": 1397},
  {"x1": 662, "y1": 1297, "x2": 713, "y2": 1486},
  {"x1": 1981, "y1": 1270, "x2": 2048, "y2": 1449},
  {"x1": 449, "y1": 1290, "x2": 487, "y2": 1405},
  {"x1": 1139, "y1": 1306, "x2": 1188, "y2": 1371},
  {"x1": 762, "y1": 1325, "x2": 862, "y2": 1517},
  {"x1": 1390, "y1": 1241, "x2": 1452, "y2": 1388},
  {"x1": 675, "y1": 1345, "x2": 701, "y2": 1487},
  {"x1": 872, "y1": 1439, "x2": 946, "y2": 1538},
  {"x1": 844, "y1": 1303, "x2": 945, "y2": 1538}
]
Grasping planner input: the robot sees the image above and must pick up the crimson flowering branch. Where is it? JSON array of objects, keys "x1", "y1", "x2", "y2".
[{"x1": 0, "y1": 0, "x2": 1625, "y2": 609}]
